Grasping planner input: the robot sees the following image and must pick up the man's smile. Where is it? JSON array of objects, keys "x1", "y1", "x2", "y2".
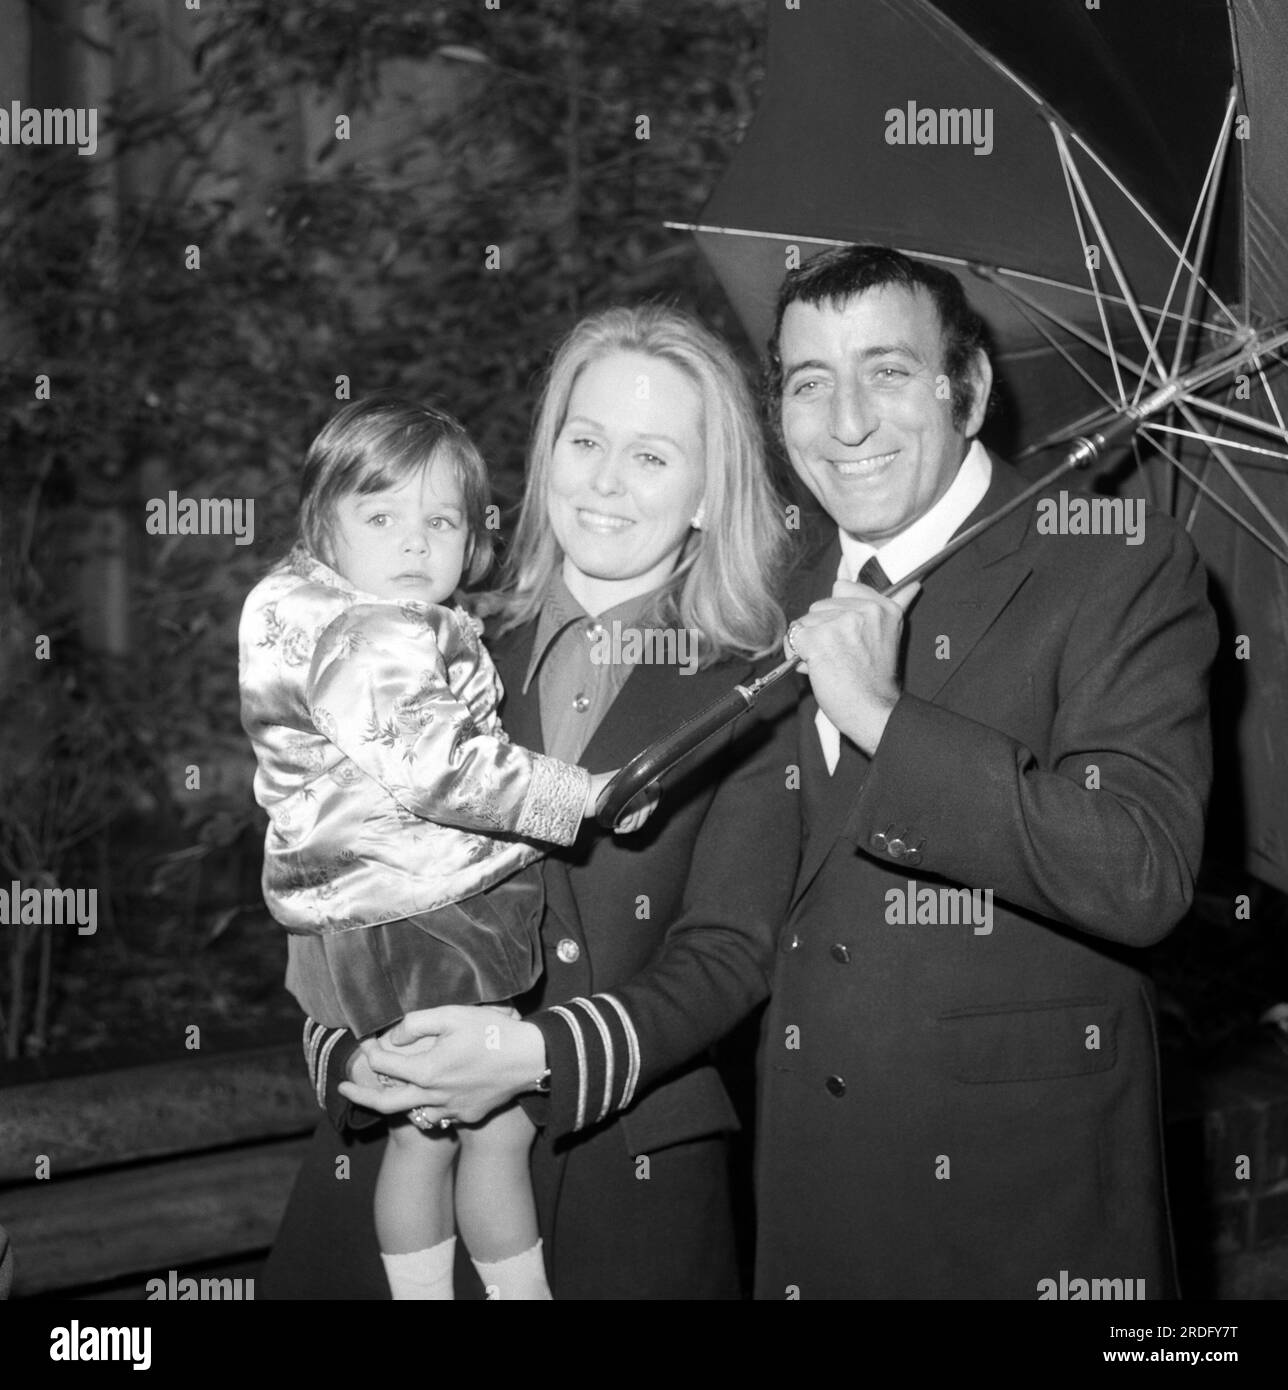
[{"x1": 825, "y1": 449, "x2": 899, "y2": 478}]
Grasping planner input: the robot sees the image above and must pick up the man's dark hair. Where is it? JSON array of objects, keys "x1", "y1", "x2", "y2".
[{"x1": 765, "y1": 245, "x2": 990, "y2": 431}]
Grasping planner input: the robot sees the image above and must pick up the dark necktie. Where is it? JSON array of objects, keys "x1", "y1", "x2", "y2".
[
  {"x1": 810, "y1": 552, "x2": 892, "y2": 778},
  {"x1": 857, "y1": 555, "x2": 892, "y2": 593}
]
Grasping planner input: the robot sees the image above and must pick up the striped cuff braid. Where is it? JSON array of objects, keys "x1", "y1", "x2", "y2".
[
  {"x1": 303, "y1": 1016, "x2": 347, "y2": 1111},
  {"x1": 537, "y1": 994, "x2": 643, "y2": 1135}
]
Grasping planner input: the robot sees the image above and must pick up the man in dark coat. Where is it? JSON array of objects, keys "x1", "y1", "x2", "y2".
[{"x1": 754, "y1": 245, "x2": 1217, "y2": 1300}]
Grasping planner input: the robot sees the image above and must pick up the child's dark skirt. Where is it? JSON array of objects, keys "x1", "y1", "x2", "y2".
[{"x1": 285, "y1": 864, "x2": 544, "y2": 1037}]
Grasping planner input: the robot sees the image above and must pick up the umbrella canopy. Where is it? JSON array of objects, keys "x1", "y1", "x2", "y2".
[{"x1": 681, "y1": 0, "x2": 1288, "y2": 893}]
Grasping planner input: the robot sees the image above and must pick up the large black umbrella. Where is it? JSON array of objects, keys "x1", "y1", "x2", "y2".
[{"x1": 670, "y1": 0, "x2": 1288, "y2": 893}]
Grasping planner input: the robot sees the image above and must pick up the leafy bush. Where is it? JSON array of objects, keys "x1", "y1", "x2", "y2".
[{"x1": 0, "y1": 0, "x2": 766, "y2": 1057}]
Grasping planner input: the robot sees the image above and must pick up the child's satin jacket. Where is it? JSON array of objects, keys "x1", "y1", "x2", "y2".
[{"x1": 238, "y1": 544, "x2": 588, "y2": 937}]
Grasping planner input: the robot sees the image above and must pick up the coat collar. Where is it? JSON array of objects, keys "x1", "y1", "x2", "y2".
[
  {"x1": 901, "y1": 455, "x2": 1034, "y2": 704},
  {"x1": 490, "y1": 618, "x2": 749, "y2": 771}
]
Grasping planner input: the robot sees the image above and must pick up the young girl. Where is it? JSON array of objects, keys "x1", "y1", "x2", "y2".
[{"x1": 239, "y1": 396, "x2": 638, "y2": 1300}]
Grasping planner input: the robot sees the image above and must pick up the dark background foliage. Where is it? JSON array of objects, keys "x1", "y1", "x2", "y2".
[{"x1": 0, "y1": 0, "x2": 766, "y2": 1060}]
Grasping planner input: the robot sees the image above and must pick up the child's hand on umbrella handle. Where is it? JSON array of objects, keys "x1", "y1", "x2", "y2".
[
  {"x1": 585, "y1": 769, "x2": 616, "y2": 818},
  {"x1": 611, "y1": 780, "x2": 661, "y2": 834},
  {"x1": 587, "y1": 769, "x2": 660, "y2": 833}
]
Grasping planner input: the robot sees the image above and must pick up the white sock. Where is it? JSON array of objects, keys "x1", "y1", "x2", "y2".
[
  {"x1": 471, "y1": 1239, "x2": 553, "y2": 1300},
  {"x1": 381, "y1": 1236, "x2": 457, "y2": 1300}
]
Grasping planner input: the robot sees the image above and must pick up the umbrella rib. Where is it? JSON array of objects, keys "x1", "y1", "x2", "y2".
[
  {"x1": 1053, "y1": 129, "x2": 1129, "y2": 405},
  {"x1": 1168, "y1": 90, "x2": 1239, "y2": 385},
  {"x1": 1172, "y1": 403, "x2": 1288, "y2": 554},
  {"x1": 1146, "y1": 97, "x2": 1233, "y2": 401},
  {"x1": 951, "y1": 261, "x2": 1236, "y2": 342},
  {"x1": 1177, "y1": 395, "x2": 1288, "y2": 450},
  {"x1": 1253, "y1": 358, "x2": 1288, "y2": 436},
  {"x1": 1056, "y1": 129, "x2": 1242, "y2": 334},
  {"x1": 976, "y1": 260, "x2": 1236, "y2": 333},
  {"x1": 994, "y1": 286, "x2": 1121, "y2": 411},
  {"x1": 1159, "y1": 325, "x2": 1288, "y2": 401},
  {"x1": 1140, "y1": 428, "x2": 1288, "y2": 566},
  {"x1": 1151, "y1": 421, "x2": 1288, "y2": 467},
  {"x1": 1053, "y1": 124, "x2": 1170, "y2": 389},
  {"x1": 666, "y1": 224, "x2": 1243, "y2": 340},
  {"x1": 978, "y1": 265, "x2": 1151, "y2": 384},
  {"x1": 919, "y1": 0, "x2": 1244, "y2": 334},
  {"x1": 974, "y1": 264, "x2": 1221, "y2": 339},
  {"x1": 663, "y1": 221, "x2": 840, "y2": 246}
]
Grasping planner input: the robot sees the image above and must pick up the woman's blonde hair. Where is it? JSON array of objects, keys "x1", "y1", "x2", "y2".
[{"x1": 494, "y1": 304, "x2": 787, "y2": 664}]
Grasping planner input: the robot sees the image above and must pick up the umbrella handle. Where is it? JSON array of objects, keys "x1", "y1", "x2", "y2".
[
  {"x1": 595, "y1": 438, "x2": 1101, "y2": 831},
  {"x1": 594, "y1": 682, "x2": 762, "y2": 830}
]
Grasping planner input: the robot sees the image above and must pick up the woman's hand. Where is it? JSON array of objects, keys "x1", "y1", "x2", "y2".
[{"x1": 338, "y1": 1005, "x2": 548, "y2": 1125}]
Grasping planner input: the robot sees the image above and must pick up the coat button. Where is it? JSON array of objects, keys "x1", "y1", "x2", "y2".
[
  {"x1": 830, "y1": 943, "x2": 850, "y2": 965},
  {"x1": 572, "y1": 693, "x2": 590, "y2": 713},
  {"x1": 825, "y1": 1075, "x2": 846, "y2": 1098},
  {"x1": 782, "y1": 931, "x2": 801, "y2": 953},
  {"x1": 585, "y1": 622, "x2": 605, "y2": 641},
  {"x1": 871, "y1": 831, "x2": 888, "y2": 852},
  {"x1": 886, "y1": 837, "x2": 907, "y2": 858},
  {"x1": 903, "y1": 846, "x2": 922, "y2": 866},
  {"x1": 555, "y1": 938, "x2": 581, "y2": 964}
]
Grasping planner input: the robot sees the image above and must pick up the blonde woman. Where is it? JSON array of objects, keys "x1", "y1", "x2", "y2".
[{"x1": 264, "y1": 305, "x2": 801, "y2": 1299}]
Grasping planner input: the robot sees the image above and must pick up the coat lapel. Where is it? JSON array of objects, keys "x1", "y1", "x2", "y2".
[{"x1": 901, "y1": 461, "x2": 1034, "y2": 704}]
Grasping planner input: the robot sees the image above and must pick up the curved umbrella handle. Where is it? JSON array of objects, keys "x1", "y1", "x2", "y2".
[{"x1": 594, "y1": 682, "x2": 765, "y2": 829}]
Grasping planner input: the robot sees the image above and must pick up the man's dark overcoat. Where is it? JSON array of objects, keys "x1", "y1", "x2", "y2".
[{"x1": 755, "y1": 457, "x2": 1216, "y2": 1300}]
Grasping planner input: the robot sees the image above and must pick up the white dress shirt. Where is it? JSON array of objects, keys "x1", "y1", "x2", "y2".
[{"x1": 816, "y1": 439, "x2": 993, "y2": 772}]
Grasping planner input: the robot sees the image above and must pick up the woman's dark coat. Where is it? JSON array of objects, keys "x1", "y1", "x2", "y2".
[{"x1": 260, "y1": 617, "x2": 800, "y2": 1299}]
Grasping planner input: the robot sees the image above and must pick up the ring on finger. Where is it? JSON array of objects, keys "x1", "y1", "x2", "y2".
[
  {"x1": 785, "y1": 620, "x2": 804, "y2": 659},
  {"x1": 408, "y1": 1106, "x2": 436, "y2": 1132}
]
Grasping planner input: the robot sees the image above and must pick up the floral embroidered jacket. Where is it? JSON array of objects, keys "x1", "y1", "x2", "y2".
[{"x1": 238, "y1": 544, "x2": 589, "y2": 937}]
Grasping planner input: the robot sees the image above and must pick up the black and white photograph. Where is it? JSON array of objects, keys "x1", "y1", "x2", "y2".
[{"x1": 2, "y1": 0, "x2": 1285, "y2": 1366}]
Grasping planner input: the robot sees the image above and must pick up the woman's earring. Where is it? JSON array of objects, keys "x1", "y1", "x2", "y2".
[{"x1": 690, "y1": 506, "x2": 705, "y2": 531}]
